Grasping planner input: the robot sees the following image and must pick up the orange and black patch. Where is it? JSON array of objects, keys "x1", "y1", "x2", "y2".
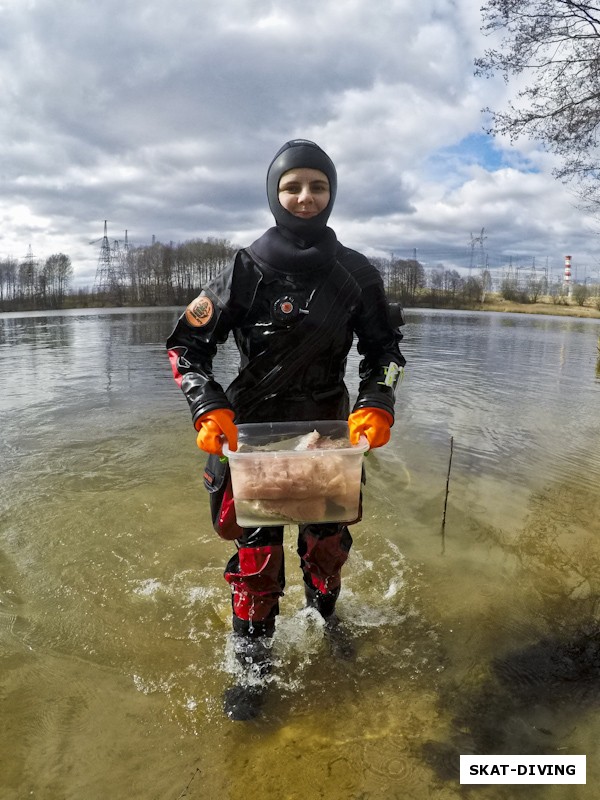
[
  {"x1": 185, "y1": 295, "x2": 214, "y2": 327},
  {"x1": 203, "y1": 469, "x2": 215, "y2": 486}
]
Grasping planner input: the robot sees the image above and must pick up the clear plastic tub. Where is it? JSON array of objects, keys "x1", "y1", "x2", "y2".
[{"x1": 223, "y1": 420, "x2": 368, "y2": 526}]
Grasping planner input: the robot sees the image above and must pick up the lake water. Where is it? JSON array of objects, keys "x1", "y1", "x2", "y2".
[{"x1": 1, "y1": 306, "x2": 599, "y2": 799}]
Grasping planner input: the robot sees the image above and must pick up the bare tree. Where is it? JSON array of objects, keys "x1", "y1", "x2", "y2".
[
  {"x1": 0, "y1": 258, "x2": 18, "y2": 304},
  {"x1": 573, "y1": 282, "x2": 589, "y2": 305},
  {"x1": 19, "y1": 258, "x2": 37, "y2": 301},
  {"x1": 476, "y1": 1, "x2": 600, "y2": 206},
  {"x1": 429, "y1": 268, "x2": 445, "y2": 306},
  {"x1": 443, "y1": 269, "x2": 464, "y2": 301},
  {"x1": 43, "y1": 254, "x2": 73, "y2": 307},
  {"x1": 390, "y1": 258, "x2": 426, "y2": 304},
  {"x1": 54, "y1": 254, "x2": 73, "y2": 307},
  {"x1": 526, "y1": 272, "x2": 548, "y2": 303},
  {"x1": 480, "y1": 268, "x2": 493, "y2": 302}
]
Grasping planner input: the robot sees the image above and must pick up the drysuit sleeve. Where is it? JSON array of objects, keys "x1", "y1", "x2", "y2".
[
  {"x1": 166, "y1": 253, "x2": 254, "y2": 427},
  {"x1": 349, "y1": 257, "x2": 406, "y2": 422}
]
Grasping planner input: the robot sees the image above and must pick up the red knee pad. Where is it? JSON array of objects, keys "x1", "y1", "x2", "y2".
[
  {"x1": 300, "y1": 531, "x2": 350, "y2": 595},
  {"x1": 225, "y1": 546, "x2": 284, "y2": 621}
]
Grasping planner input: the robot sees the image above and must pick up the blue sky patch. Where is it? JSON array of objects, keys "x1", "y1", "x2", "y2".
[{"x1": 426, "y1": 133, "x2": 539, "y2": 181}]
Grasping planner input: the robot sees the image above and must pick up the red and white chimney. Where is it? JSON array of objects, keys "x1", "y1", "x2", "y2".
[{"x1": 564, "y1": 255, "x2": 572, "y2": 296}]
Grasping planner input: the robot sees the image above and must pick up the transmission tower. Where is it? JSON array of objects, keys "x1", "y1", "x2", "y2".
[
  {"x1": 20, "y1": 244, "x2": 38, "y2": 298},
  {"x1": 469, "y1": 228, "x2": 487, "y2": 276},
  {"x1": 92, "y1": 221, "x2": 122, "y2": 299}
]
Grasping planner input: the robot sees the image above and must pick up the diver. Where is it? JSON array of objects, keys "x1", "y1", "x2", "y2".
[{"x1": 166, "y1": 139, "x2": 406, "y2": 720}]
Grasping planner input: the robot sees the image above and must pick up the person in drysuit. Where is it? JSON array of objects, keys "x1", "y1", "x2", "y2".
[{"x1": 166, "y1": 139, "x2": 405, "y2": 719}]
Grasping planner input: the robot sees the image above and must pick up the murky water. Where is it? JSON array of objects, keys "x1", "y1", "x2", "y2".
[{"x1": 1, "y1": 306, "x2": 599, "y2": 799}]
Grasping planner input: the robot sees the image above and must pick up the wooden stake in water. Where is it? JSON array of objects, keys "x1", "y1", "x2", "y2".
[
  {"x1": 177, "y1": 767, "x2": 201, "y2": 798},
  {"x1": 441, "y1": 435, "x2": 454, "y2": 551}
]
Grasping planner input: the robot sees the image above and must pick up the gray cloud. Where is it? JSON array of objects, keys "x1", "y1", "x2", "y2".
[{"x1": 0, "y1": 0, "x2": 598, "y2": 288}]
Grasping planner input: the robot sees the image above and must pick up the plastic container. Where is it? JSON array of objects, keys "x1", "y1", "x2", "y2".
[{"x1": 223, "y1": 420, "x2": 368, "y2": 526}]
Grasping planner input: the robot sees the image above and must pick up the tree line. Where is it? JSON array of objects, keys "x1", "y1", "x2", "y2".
[
  {"x1": 0, "y1": 240, "x2": 498, "y2": 312},
  {"x1": 1, "y1": 239, "x2": 480, "y2": 311},
  {"x1": 0, "y1": 238, "x2": 237, "y2": 311},
  {"x1": 111, "y1": 237, "x2": 238, "y2": 307},
  {"x1": 0, "y1": 253, "x2": 73, "y2": 310},
  {"x1": 2, "y1": 238, "x2": 598, "y2": 313},
  {"x1": 375, "y1": 257, "x2": 498, "y2": 307},
  {"x1": 377, "y1": 256, "x2": 599, "y2": 310}
]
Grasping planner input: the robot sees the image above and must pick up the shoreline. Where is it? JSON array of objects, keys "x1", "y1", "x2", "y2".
[
  {"x1": 2, "y1": 297, "x2": 600, "y2": 321},
  {"x1": 416, "y1": 297, "x2": 600, "y2": 321}
]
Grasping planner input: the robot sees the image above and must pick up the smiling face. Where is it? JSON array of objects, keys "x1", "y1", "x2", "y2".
[{"x1": 277, "y1": 168, "x2": 331, "y2": 219}]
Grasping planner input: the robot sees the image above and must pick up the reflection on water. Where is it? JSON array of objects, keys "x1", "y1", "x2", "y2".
[{"x1": 1, "y1": 307, "x2": 599, "y2": 799}]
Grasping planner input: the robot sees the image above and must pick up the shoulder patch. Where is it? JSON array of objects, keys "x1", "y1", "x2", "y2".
[{"x1": 185, "y1": 295, "x2": 214, "y2": 327}]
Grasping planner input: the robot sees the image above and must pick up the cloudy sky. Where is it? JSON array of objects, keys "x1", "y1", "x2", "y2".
[{"x1": 2, "y1": 0, "x2": 599, "y2": 288}]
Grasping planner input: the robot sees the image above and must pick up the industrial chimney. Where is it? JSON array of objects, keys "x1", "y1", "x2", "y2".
[{"x1": 564, "y1": 255, "x2": 572, "y2": 297}]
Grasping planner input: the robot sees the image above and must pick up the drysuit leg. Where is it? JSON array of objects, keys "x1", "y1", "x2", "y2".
[
  {"x1": 297, "y1": 523, "x2": 353, "y2": 616},
  {"x1": 224, "y1": 526, "x2": 285, "y2": 631},
  {"x1": 222, "y1": 527, "x2": 284, "y2": 721}
]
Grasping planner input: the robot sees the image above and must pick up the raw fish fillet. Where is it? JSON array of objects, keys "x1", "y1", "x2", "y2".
[{"x1": 233, "y1": 453, "x2": 348, "y2": 500}]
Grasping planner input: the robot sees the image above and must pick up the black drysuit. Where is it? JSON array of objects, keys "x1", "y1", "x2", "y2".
[{"x1": 166, "y1": 224, "x2": 405, "y2": 627}]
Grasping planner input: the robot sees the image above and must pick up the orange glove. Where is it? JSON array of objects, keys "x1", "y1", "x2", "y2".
[
  {"x1": 348, "y1": 408, "x2": 393, "y2": 449},
  {"x1": 195, "y1": 409, "x2": 238, "y2": 455}
]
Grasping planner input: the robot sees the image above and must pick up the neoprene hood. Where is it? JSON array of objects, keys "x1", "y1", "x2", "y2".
[{"x1": 266, "y1": 139, "x2": 337, "y2": 241}]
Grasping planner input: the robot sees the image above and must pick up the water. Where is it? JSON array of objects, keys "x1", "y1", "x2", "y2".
[{"x1": 1, "y1": 306, "x2": 599, "y2": 799}]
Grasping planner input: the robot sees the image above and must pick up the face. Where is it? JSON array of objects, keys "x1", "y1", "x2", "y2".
[{"x1": 278, "y1": 168, "x2": 330, "y2": 219}]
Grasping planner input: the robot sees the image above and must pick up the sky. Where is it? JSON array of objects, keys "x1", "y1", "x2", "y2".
[{"x1": 2, "y1": 0, "x2": 599, "y2": 289}]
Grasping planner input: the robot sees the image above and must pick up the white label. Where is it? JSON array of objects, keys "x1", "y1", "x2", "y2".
[{"x1": 460, "y1": 755, "x2": 586, "y2": 785}]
